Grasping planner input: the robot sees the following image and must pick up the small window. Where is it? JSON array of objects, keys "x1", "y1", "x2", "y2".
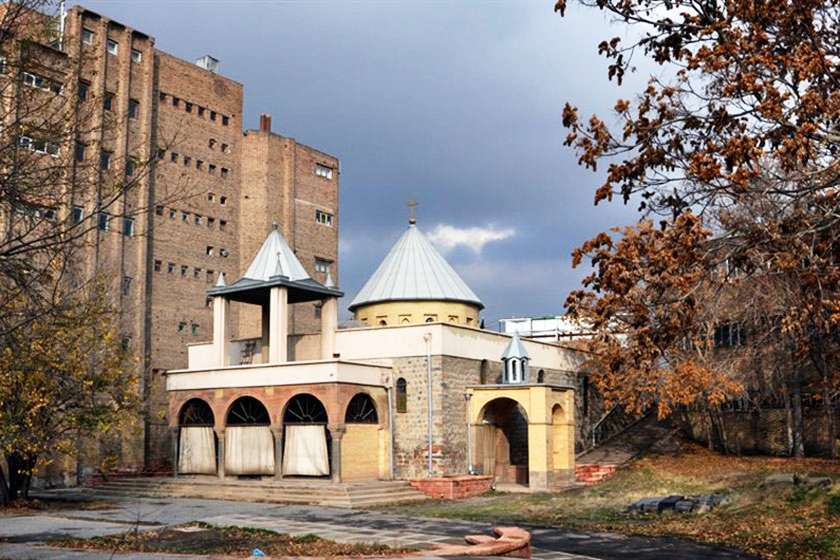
[
  {"x1": 210, "y1": 110, "x2": 217, "y2": 121},
  {"x1": 106, "y1": 39, "x2": 118, "y2": 55},
  {"x1": 121, "y1": 336, "x2": 131, "y2": 351},
  {"x1": 172, "y1": 96, "x2": 180, "y2": 107},
  {"x1": 207, "y1": 217, "x2": 215, "y2": 228},
  {"x1": 170, "y1": 152, "x2": 178, "y2": 163},
  {"x1": 71, "y1": 206, "x2": 84, "y2": 224},
  {"x1": 206, "y1": 246, "x2": 214, "y2": 256},
  {"x1": 180, "y1": 265, "x2": 188, "y2": 277},
  {"x1": 208, "y1": 192, "x2": 216, "y2": 203},
  {"x1": 396, "y1": 378, "x2": 407, "y2": 413},
  {"x1": 74, "y1": 143, "x2": 86, "y2": 162},
  {"x1": 196, "y1": 160, "x2": 203, "y2": 170},
  {"x1": 130, "y1": 48, "x2": 142, "y2": 63},
  {"x1": 78, "y1": 80, "x2": 89, "y2": 101},
  {"x1": 191, "y1": 323, "x2": 199, "y2": 335},
  {"x1": 222, "y1": 115, "x2": 229, "y2": 126},
  {"x1": 154, "y1": 259, "x2": 162, "y2": 272},
  {"x1": 168, "y1": 208, "x2": 176, "y2": 219},
  {"x1": 157, "y1": 148, "x2": 165, "y2": 160},
  {"x1": 206, "y1": 269, "x2": 214, "y2": 282},
  {"x1": 121, "y1": 276, "x2": 132, "y2": 295},
  {"x1": 103, "y1": 92, "x2": 114, "y2": 111},
  {"x1": 198, "y1": 106, "x2": 205, "y2": 117},
  {"x1": 220, "y1": 248, "x2": 229, "y2": 258},
  {"x1": 177, "y1": 321, "x2": 187, "y2": 333},
  {"x1": 82, "y1": 28, "x2": 94, "y2": 44},
  {"x1": 0, "y1": 56, "x2": 5, "y2": 74},
  {"x1": 208, "y1": 138, "x2": 216, "y2": 149},
  {"x1": 125, "y1": 158, "x2": 136, "y2": 176},
  {"x1": 314, "y1": 258, "x2": 331, "y2": 273},
  {"x1": 181, "y1": 211, "x2": 189, "y2": 222},
  {"x1": 155, "y1": 205, "x2": 164, "y2": 216},
  {"x1": 194, "y1": 214, "x2": 202, "y2": 225},
  {"x1": 123, "y1": 217, "x2": 135, "y2": 237},
  {"x1": 185, "y1": 102, "x2": 193, "y2": 113},
  {"x1": 314, "y1": 163, "x2": 333, "y2": 179},
  {"x1": 220, "y1": 167, "x2": 229, "y2": 178},
  {"x1": 167, "y1": 262, "x2": 175, "y2": 273},
  {"x1": 221, "y1": 143, "x2": 229, "y2": 153},
  {"x1": 219, "y1": 219, "x2": 227, "y2": 231},
  {"x1": 219, "y1": 196, "x2": 227, "y2": 206},
  {"x1": 43, "y1": 208, "x2": 56, "y2": 221},
  {"x1": 97, "y1": 212, "x2": 110, "y2": 231},
  {"x1": 183, "y1": 155, "x2": 191, "y2": 167},
  {"x1": 193, "y1": 267, "x2": 202, "y2": 279},
  {"x1": 128, "y1": 98, "x2": 140, "y2": 119},
  {"x1": 100, "y1": 151, "x2": 112, "y2": 170},
  {"x1": 208, "y1": 164, "x2": 216, "y2": 175},
  {"x1": 315, "y1": 209, "x2": 333, "y2": 226},
  {"x1": 159, "y1": 92, "x2": 167, "y2": 102}
]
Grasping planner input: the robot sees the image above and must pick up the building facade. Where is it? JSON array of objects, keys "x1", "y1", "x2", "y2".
[{"x1": 2, "y1": 4, "x2": 339, "y2": 480}]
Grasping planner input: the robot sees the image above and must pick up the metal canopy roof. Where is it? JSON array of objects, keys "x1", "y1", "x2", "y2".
[
  {"x1": 501, "y1": 332, "x2": 530, "y2": 360},
  {"x1": 209, "y1": 225, "x2": 342, "y2": 305},
  {"x1": 348, "y1": 224, "x2": 483, "y2": 311}
]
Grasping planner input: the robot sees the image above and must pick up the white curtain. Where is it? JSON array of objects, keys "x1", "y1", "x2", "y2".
[
  {"x1": 225, "y1": 426, "x2": 275, "y2": 475},
  {"x1": 179, "y1": 427, "x2": 217, "y2": 474},
  {"x1": 282, "y1": 425, "x2": 329, "y2": 476}
]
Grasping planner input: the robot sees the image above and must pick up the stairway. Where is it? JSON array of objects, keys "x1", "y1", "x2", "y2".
[
  {"x1": 575, "y1": 414, "x2": 675, "y2": 485},
  {"x1": 88, "y1": 476, "x2": 428, "y2": 508}
]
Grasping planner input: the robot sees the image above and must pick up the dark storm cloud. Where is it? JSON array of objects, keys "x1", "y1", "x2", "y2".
[{"x1": 80, "y1": 0, "x2": 650, "y2": 324}]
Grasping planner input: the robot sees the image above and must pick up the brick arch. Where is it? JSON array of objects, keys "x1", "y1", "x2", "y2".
[
  {"x1": 169, "y1": 391, "x2": 226, "y2": 429},
  {"x1": 225, "y1": 395, "x2": 271, "y2": 426}
]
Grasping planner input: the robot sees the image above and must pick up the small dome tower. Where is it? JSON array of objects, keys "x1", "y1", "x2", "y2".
[{"x1": 501, "y1": 332, "x2": 530, "y2": 384}]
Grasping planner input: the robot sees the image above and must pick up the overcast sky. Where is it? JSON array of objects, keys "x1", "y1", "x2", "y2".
[{"x1": 80, "y1": 0, "x2": 648, "y2": 326}]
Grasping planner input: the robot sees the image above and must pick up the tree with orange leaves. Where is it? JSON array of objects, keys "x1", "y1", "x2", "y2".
[{"x1": 558, "y1": 1, "x2": 839, "y2": 455}]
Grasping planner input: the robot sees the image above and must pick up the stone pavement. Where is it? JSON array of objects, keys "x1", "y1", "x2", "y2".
[{"x1": 0, "y1": 493, "x2": 755, "y2": 560}]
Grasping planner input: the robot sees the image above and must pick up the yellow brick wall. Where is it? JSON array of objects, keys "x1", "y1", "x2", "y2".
[{"x1": 341, "y1": 424, "x2": 380, "y2": 480}]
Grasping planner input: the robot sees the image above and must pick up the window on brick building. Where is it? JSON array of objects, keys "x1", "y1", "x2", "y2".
[
  {"x1": 208, "y1": 164, "x2": 216, "y2": 175},
  {"x1": 181, "y1": 265, "x2": 188, "y2": 277},
  {"x1": 71, "y1": 206, "x2": 84, "y2": 224},
  {"x1": 191, "y1": 323, "x2": 199, "y2": 335},
  {"x1": 185, "y1": 102, "x2": 193, "y2": 113},
  {"x1": 220, "y1": 196, "x2": 227, "y2": 206},
  {"x1": 82, "y1": 28, "x2": 94, "y2": 44},
  {"x1": 314, "y1": 163, "x2": 333, "y2": 179},
  {"x1": 106, "y1": 39, "x2": 118, "y2": 55},
  {"x1": 209, "y1": 138, "x2": 216, "y2": 149},
  {"x1": 207, "y1": 217, "x2": 215, "y2": 228},
  {"x1": 159, "y1": 92, "x2": 166, "y2": 102},
  {"x1": 122, "y1": 276, "x2": 132, "y2": 295},
  {"x1": 194, "y1": 267, "x2": 202, "y2": 279},
  {"x1": 155, "y1": 205, "x2": 164, "y2": 216},
  {"x1": 154, "y1": 259, "x2": 162, "y2": 272},
  {"x1": 168, "y1": 208, "x2": 176, "y2": 219},
  {"x1": 221, "y1": 167, "x2": 229, "y2": 178},
  {"x1": 206, "y1": 269, "x2": 214, "y2": 282},
  {"x1": 157, "y1": 147, "x2": 165, "y2": 160},
  {"x1": 123, "y1": 217, "x2": 135, "y2": 237},
  {"x1": 172, "y1": 96, "x2": 180, "y2": 107},
  {"x1": 194, "y1": 214, "x2": 202, "y2": 225},
  {"x1": 396, "y1": 378, "x2": 407, "y2": 413},
  {"x1": 97, "y1": 212, "x2": 110, "y2": 231},
  {"x1": 131, "y1": 48, "x2": 142, "y2": 63},
  {"x1": 222, "y1": 115, "x2": 229, "y2": 126},
  {"x1": 198, "y1": 106, "x2": 205, "y2": 117},
  {"x1": 315, "y1": 209, "x2": 333, "y2": 226},
  {"x1": 99, "y1": 150, "x2": 112, "y2": 170},
  {"x1": 220, "y1": 248, "x2": 229, "y2": 258},
  {"x1": 221, "y1": 143, "x2": 229, "y2": 153},
  {"x1": 74, "y1": 142, "x2": 86, "y2": 162},
  {"x1": 206, "y1": 246, "x2": 214, "y2": 256},
  {"x1": 183, "y1": 155, "x2": 191, "y2": 166},
  {"x1": 177, "y1": 321, "x2": 186, "y2": 333},
  {"x1": 314, "y1": 258, "x2": 331, "y2": 273},
  {"x1": 210, "y1": 110, "x2": 217, "y2": 121},
  {"x1": 181, "y1": 211, "x2": 189, "y2": 222},
  {"x1": 103, "y1": 92, "x2": 114, "y2": 111},
  {"x1": 78, "y1": 80, "x2": 89, "y2": 101},
  {"x1": 170, "y1": 152, "x2": 178, "y2": 163},
  {"x1": 196, "y1": 160, "x2": 203, "y2": 170},
  {"x1": 167, "y1": 262, "x2": 175, "y2": 273},
  {"x1": 219, "y1": 220, "x2": 227, "y2": 231},
  {"x1": 128, "y1": 98, "x2": 139, "y2": 119},
  {"x1": 125, "y1": 158, "x2": 136, "y2": 176},
  {"x1": 208, "y1": 192, "x2": 216, "y2": 202}
]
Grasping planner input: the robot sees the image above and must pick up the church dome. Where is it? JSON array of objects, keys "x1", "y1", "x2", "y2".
[{"x1": 349, "y1": 217, "x2": 483, "y2": 327}]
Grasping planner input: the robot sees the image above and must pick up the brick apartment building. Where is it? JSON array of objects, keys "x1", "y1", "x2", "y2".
[{"x1": 2, "y1": 4, "x2": 339, "y2": 479}]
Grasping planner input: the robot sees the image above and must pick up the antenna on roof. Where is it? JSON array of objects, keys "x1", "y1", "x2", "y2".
[
  {"x1": 407, "y1": 199, "x2": 418, "y2": 225},
  {"x1": 271, "y1": 220, "x2": 278, "y2": 231}
]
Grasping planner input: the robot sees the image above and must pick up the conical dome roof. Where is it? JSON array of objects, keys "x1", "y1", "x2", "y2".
[
  {"x1": 242, "y1": 225, "x2": 310, "y2": 282},
  {"x1": 349, "y1": 224, "x2": 483, "y2": 311}
]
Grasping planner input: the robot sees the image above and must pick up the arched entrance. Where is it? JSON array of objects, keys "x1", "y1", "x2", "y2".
[
  {"x1": 225, "y1": 396, "x2": 274, "y2": 476},
  {"x1": 342, "y1": 393, "x2": 381, "y2": 480},
  {"x1": 282, "y1": 394, "x2": 330, "y2": 477},
  {"x1": 477, "y1": 397, "x2": 529, "y2": 486},
  {"x1": 177, "y1": 399, "x2": 217, "y2": 475}
]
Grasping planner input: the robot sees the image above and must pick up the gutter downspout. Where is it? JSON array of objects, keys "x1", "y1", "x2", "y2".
[
  {"x1": 465, "y1": 393, "x2": 474, "y2": 474},
  {"x1": 424, "y1": 332, "x2": 433, "y2": 476},
  {"x1": 386, "y1": 381, "x2": 396, "y2": 480}
]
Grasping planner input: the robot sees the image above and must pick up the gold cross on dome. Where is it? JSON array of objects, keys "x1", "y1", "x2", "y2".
[{"x1": 408, "y1": 199, "x2": 418, "y2": 224}]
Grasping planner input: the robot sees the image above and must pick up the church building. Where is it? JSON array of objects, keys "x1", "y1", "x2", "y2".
[{"x1": 166, "y1": 212, "x2": 588, "y2": 492}]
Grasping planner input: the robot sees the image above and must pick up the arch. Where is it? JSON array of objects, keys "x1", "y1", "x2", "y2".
[
  {"x1": 537, "y1": 369, "x2": 545, "y2": 383},
  {"x1": 425, "y1": 317, "x2": 434, "y2": 323},
  {"x1": 378, "y1": 319, "x2": 387, "y2": 326},
  {"x1": 283, "y1": 393, "x2": 328, "y2": 424},
  {"x1": 225, "y1": 396, "x2": 270, "y2": 426},
  {"x1": 345, "y1": 393, "x2": 378, "y2": 424},
  {"x1": 476, "y1": 397, "x2": 529, "y2": 486},
  {"x1": 178, "y1": 398, "x2": 214, "y2": 427},
  {"x1": 396, "y1": 377, "x2": 407, "y2": 413},
  {"x1": 479, "y1": 360, "x2": 489, "y2": 385}
]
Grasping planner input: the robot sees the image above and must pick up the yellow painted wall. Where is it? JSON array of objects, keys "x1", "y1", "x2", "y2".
[
  {"x1": 342, "y1": 424, "x2": 380, "y2": 480},
  {"x1": 353, "y1": 300, "x2": 480, "y2": 327}
]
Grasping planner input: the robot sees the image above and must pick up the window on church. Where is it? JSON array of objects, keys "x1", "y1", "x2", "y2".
[
  {"x1": 345, "y1": 393, "x2": 378, "y2": 424},
  {"x1": 396, "y1": 378, "x2": 407, "y2": 413}
]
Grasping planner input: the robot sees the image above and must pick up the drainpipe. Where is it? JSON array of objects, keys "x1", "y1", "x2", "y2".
[
  {"x1": 424, "y1": 332, "x2": 433, "y2": 476},
  {"x1": 386, "y1": 381, "x2": 396, "y2": 480},
  {"x1": 465, "y1": 393, "x2": 474, "y2": 474}
]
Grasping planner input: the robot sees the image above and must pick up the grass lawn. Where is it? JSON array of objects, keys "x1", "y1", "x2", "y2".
[
  {"x1": 53, "y1": 522, "x2": 414, "y2": 557},
  {"x1": 383, "y1": 443, "x2": 840, "y2": 560}
]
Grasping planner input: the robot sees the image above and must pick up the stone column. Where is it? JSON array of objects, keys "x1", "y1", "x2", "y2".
[
  {"x1": 320, "y1": 297, "x2": 338, "y2": 360},
  {"x1": 215, "y1": 429, "x2": 226, "y2": 479},
  {"x1": 271, "y1": 426, "x2": 284, "y2": 480},
  {"x1": 260, "y1": 304, "x2": 270, "y2": 364},
  {"x1": 170, "y1": 427, "x2": 179, "y2": 478},
  {"x1": 268, "y1": 287, "x2": 288, "y2": 363},
  {"x1": 330, "y1": 426, "x2": 345, "y2": 483},
  {"x1": 212, "y1": 296, "x2": 230, "y2": 366}
]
